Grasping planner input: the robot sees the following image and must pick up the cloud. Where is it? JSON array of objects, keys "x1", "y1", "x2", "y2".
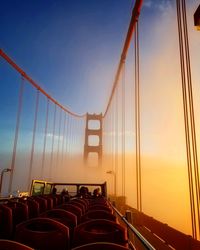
[
  {"x1": 47, "y1": 133, "x2": 63, "y2": 141},
  {"x1": 143, "y1": 0, "x2": 173, "y2": 13},
  {"x1": 143, "y1": 0, "x2": 153, "y2": 8},
  {"x1": 103, "y1": 130, "x2": 135, "y2": 137}
]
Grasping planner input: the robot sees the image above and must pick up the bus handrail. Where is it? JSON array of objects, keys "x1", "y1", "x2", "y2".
[{"x1": 109, "y1": 202, "x2": 156, "y2": 250}]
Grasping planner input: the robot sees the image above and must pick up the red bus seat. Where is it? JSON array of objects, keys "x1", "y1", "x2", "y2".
[
  {"x1": 72, "y1": 242, "x2": 129, "y2": 250},
  {"x1": 0, "y1": 204, "x2": 13, "y2": 239},
  {"x1": 73, "y1": 219, "x2": 127, "y2": 247},
  {"x1": 81, "y1": 210, "x2": 116, "y2": 222},
  {"x1": 59, "y1": 204, "x2": 82, "y2": 223},
  {"x1": 0, "y1": 239, "x2": 34, "y2": 250},
  {"x1": 15, "y1": 217, "x2": 70, "y2": 250},
  {"x1": 41, "y1": 208, "x2": 77, "y2": 238}
]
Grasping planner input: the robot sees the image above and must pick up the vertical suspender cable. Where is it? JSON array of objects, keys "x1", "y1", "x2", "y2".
[
  {"x1": 8, "y1": 76, "x2": 25, "y2": 193},
  {"x1": 176, "y1": 0, "x2": 196, "y2": 238},
  {"x1": 182, "y1": 0, "x2": 200, "y2": 236},
  {"x1": 115, "y1": 87, "x2": 119, "y2": 197},
  {"x1": 50, "y1": 104, "x2": 57, "y2": 180},
  {"x1": 41, "y1": 98, "x2": 49, "y2": 177},
  {"x1": 122, "y1": 62, "x2": 126, "y2": 197},
  {"x1": 28, "y1": 89, "x2": 40, "y2": 188},
  {"x1": 111, "y1": 103, "x2": 115, "y2": 193},
  {"x1": 67, "y1": 116, "x2": 72, "y2": 159},
  {"x1": 56, "y1": 108, "x2": 62, "y2": 168},
  {"x1": 176, "y1": 0, "x2": 193, "y2": 227},
  {"x1": 61, "y1": 113, "x2": 67, "y2": 166},
  {"x1": 135, "y1": 25, "x2": 139, "y2": 211},
  {"x1": 135, "y1": 22, "x2": 142, "y2": 211},
  {"x1": 65, "y1": 115, "x2": 70, "y2": 164}
]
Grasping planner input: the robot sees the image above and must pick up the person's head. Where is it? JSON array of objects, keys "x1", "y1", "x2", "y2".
[{"x1": 52, "y1": 187, "x2": 57, "y2": 195}]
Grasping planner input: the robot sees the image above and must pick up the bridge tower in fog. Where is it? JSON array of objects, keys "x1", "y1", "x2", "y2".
[{"x1": 84, "y1": 113, "x2": 102, "y2": 166}]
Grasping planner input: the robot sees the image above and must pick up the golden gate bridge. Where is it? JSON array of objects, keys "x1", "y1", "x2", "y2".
[{"x1": 0, "y1": 0, "x2": 200, "y2": 249}]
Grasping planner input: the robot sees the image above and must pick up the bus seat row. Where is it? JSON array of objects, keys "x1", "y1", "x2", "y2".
[{"x1": 0, "y1": 196, "x2": 128, "y2": 250}]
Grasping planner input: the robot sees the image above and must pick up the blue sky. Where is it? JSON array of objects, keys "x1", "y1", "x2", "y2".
[{"x1": 0, "y1": 0, "x2": 136, "y2": 115}]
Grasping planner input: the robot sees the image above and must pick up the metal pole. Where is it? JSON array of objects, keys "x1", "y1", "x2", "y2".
[{"x1": 0, "y1": 168, "x2": 12, "y2": 197}]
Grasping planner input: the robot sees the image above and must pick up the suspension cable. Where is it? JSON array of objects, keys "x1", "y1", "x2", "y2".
[
  {"x1": 176, "y1": 0, "x2": 195, "y2": 238},
  {"x1": 135, "y1": 21, "x2": 142, "y2": 212},
  {"x1": 41, "y1": 98, "x2": 50, "y2": 176},
  {"x1": 65, "y1": 114, "x2": 70, "y2": 164},
  {"x1": 28, "y1": 89, "x2": 40, "y2": 188},
  {"x1": 49, "y1": 104, "x2": 57, "y2": 180},
  {"x1": 182, "y1": 0, "x2": 200, "y2": 235},
  {"x1": 61, "y1": 113, "x2": 67, "y2": 166},
  {"x1": 122, "y1": 62, "x2": 126, "y2": 197},
  {"x1": 103, "y1": 0, "x2": 143, "y2": 117},
  {"x1": 115, "y1": 87, "x2": 119, "y2": 196},
  {"x1": 56, "y1": 108, "x2": 62, "y2": 168},
  {"x1": 0, "y1": 49, "x2": 85, "y2": 118},
  {"x1": 8, "y1": 76, "x2": 25, "y2": 194},
  {"x1": 176, "y1": 0, "x2": 199, "y2": 238}
]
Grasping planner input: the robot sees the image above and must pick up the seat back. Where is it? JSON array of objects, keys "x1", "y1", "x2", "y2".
[
  {"x1": 6, "y1": 201, "x2": 29, "y2": 226},
  {"x1": 72, "y1": 242, "x2": 129, "y2": 250},
  {"x1": 88, "y1": 205, "x2": 112, "y2": 213},
  {"x1": 82, "y1": 210, "x2": 116, "y2": 222},
  {"x1": 15, "y1": 217, "x2": 70, "y2": 250},
  {"x1": 32, "y1": 196, "x2": 47, "y2": 213},
  {"x1": 70, "y1": 201, "x2": 86, "y2": 214},
  {"x1": 73, "y1": 219, "x2": 127, "y2": 247},
  {"x1": 72, "y1": 199, "x2": 88, "y2": 210},
  {"x1": 0, "y1": 204, "x2": 13, "y2": 239},
  {"x1": 20, "y1": 198, "x2": 40, "y2": 218},
  {"x1": 41, "y1": 208, "x2": 77, "y2": 238},
  {"x1": 0, "y1": 239, "x2": 34, "y2": 250},
  {"x1": 59, "y1": 204, "x2": 82, "y2": 223}
]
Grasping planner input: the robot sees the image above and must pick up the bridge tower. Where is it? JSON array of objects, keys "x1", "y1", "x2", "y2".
[{"x1": 84, "y1": 113, "x2": 102, "y2": 166}]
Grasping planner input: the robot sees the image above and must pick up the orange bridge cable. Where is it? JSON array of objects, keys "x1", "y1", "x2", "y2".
[
  {"x1": 70, "y1": 118, "x2": 74, "y2": 157},
  {"x1": 111, "y1": 104, "x2": 115, "y2": 184},
  {"x1": 61, "y1": 113, "x2": 67, "y2": 166},
  {"x1": 41, "y1": 98, "x2": 50, "y2": 174},
  {"x1": 112, "y1": 97, "x2": 116, "y2": 196},
  {"x1": 115, "y1": 86, "x2": 119, "y2": 196},
  {"x1": 65, "y1": 115, "x2": 70, "y2": 161},
  {"x1": 103, "y1": 0, "x2": 143, "y2": 118},
  {"x1": 182, "y1": 0, "x2": 200, "y2": 235},
  {"x1": 56, "y1": 108, "x2": 62, "y2": 168},
  {"x1": 121, "y1": 62, "x2": 126, "y2": 197},
  {"x1": 176, "y1": 0, "x2": 197, "y2": 239},
  {"x1": 8, "y1": 76, "x2": 25, "y2": 194},
  {"x1": 28, "y1": 90, "x2": 40, "y2": 189},
  {"x1": 180, "y1": 0, "x2": 200, "y2": 238},
  {"x1": 136, "y1": 22, "x2": 142, "y2": 212},
  {"x1": 68, "y1": 116, "x2": 72, "y2": 158},
  {"x1": 135, "y1": 22, "x2": 139, "y2": 212},
  {"x1": 49, "y1": 104, "x2": 57, "y2": 180},
  {"x1": 0, "y1": 49, "x2": 86, "y2": 119}
]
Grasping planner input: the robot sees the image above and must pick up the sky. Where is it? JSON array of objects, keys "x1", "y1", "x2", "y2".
[
  {"x1": 0, "y1": 0, "x2": 134, "y2": 115},
  {"x1": 1, "y1": 0, "x2": 200, "y2": 236},
  {"x1": 0, "y1": 0, "x2": 189, "y2": 115}
]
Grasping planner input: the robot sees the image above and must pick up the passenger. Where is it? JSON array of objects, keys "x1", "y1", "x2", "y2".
[
  {"x1": 61, "y1": 187, "x2": 70, "y2": 202},
  {"x1": 79, "y1": 186, "x2": 87, "y2": 198},
  {"x1": 61, "y1": 188, "x2": 68, "y2": 195},
  {"x1": 93, "y1": 187, "x2": 101, "y2": 197},
  {"x1": 79, "y1": 186, "x2": 91, "y2": 198},
  {"x1": 52, "y1": 187, "x2": 57, "y2": 195}
]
